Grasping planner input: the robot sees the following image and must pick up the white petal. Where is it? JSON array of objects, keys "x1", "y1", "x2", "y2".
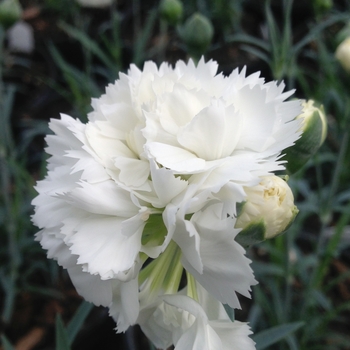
[
  {"x1": 66, "y1": 150, "x2": 110, "y2": 182},
  {"x1": 150, "y1": 160, "x2": 188, "y2": 207},
  {"x1": 138, "y1": 302, "x2": 174, "y2": 349},
  {"x1": 182, "y1": 204, "x2": 257, "y2": 308},
  {"x1": 162, "y1": 295, "x2": 207, "y2": 321},
  {"x1": 67, "y1": 264, "x2": 113, "y2": 307},
  {"x1": 61, "y1": 180, "x2": 139, "y2": 217},
  {"x1": 109, "y1": 278, "x2": 140, "y2": 332},
  {"x1": 85, "y1": 122, "x2": 136, "y2": 168},
  {"x1": 195, "y1": 282, "x2": 229, "y2": 321},
  {"x1": 114, "y1": 157, "x2": 150, "y2": 188},
  {"x1": 174, "y1": 321, "x2": 220, "y2": 350},
  {"x1": 211, "y1": 321, "x2": 256, "y2": 350},
  {"x1": 35, "y1": 229, "x2": 75, "y2": 269},
  {"x1": 147, "y1": 142, "x2": 205, "y2": 173},
  {"x1": 158, "y1": 84, "x2": 210, "y2": 135},
  {"x1": 46, "y1": 115, "x2": 85, "y2": 158},
  {"x1": 178, "y1": 101, "x2": 241, "y2": 161},
  {"x1": 66, "y1": 215, "x2": 143, "y2": 279},
  {"x1": 172, "y1": 219, "x2": 203, "y2": 274},
  {"x1": 162, "y1": 295, "x2": 222, "y2": 350},
  {"x1": 98, "y1": 102, "x2": 139, "y2": 134}
]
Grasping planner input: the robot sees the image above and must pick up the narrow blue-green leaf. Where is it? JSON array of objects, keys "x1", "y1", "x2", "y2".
[
  {"x1": 293, "y1": 13, "x2": 349, "y2": 55},
  {"x1": 247, "y1": 304, "x2": 262, "y2": 329},
  {"x1": 1, "y1": 335, "x2": 15, "y2": 350},
  {"x1": 58, "y1": 21, "x2": 117, "y2": 73},
  {"x1": 55, "y1": 314, "x2": 71, "y2": 350},
  {"x1": 226, "y1": 33, "x2": 269, "y2": 51},
  {"x1": 240, "y1": 45, "x2": 270, "y2": 64},
  {"x1": 251, "y1": 262, "x2": 285, "y2": 277},
  {"x1": 66, "y1": 301, "x2": 94, "y2": 344},
  {"x1": 1, "y1": 274, "x2": 16, "y2": 323},
  {"x1": 253, "y1": 322, "x2": 304, "y2": 350},
  {"x1": 265, "y1": 0, "x2": 280, "y2": 51},
  {"x1": 133, "y1": 9, "x2": 157, "y2": 65},
  {"x1": 311, "y1": 289, "x2": 331, "y2": 310}
]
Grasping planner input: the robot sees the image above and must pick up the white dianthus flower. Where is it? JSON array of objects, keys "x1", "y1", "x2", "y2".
[{"x1": 32, "y1": 58, "x2": 301, "y2": 340}]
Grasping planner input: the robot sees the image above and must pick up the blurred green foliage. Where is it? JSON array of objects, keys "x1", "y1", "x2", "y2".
[{"x1": 1, "y1": 0, "x2": 350, "y2": 349}]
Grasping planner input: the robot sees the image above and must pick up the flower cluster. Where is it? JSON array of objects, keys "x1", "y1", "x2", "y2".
[{"x1": 32, "y1": 58, "x2": 302, "y2": 349}]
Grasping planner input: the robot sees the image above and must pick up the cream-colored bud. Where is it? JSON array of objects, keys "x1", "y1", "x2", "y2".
[
  {"x1": 284, "y1": 99, "x2": 327, "y2": 174},
  {"x1": 235, "y1": 176, "x2": 298, "y2": 246},
  {"x1": 299, "y1": 99, "x2": 327, "y2": 144},
  {"x1": 336, "y1": 38, "x2": 350, "y2": 73}
]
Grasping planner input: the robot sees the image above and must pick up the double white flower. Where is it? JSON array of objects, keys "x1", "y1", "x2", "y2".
[
  {"x1": 139, "y1": 282, "x2": 255, "y2": 350},
  {"x1": 32, "y1": 58, "x2": 302, "y2": 348}
]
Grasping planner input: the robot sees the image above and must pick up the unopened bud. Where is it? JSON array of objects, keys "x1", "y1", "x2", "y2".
[
  {"x1": 313, "y1": 0, "x2": 333, "y2": 14},
  {"x1": 336, "y1": 37, "x2": 350, "y2": 73},
  {"x1": 159, "y1": 0, "x2": 183, "y2": 26},
  {"x1": 0, "y1": 0, "x2": 22, "y2": 29},
  {"x1": 179, "y1": 13, "x2": 213, "y2": 59},
  {"x1": 76, "y1": 0, "x2": 113, "y2": 8},
  {"x1": 235, "y1": 176, "x2": 298, "y2": 246},
  {"x1": 284, "y1": 99, "x2": 327, "y2": 174}
]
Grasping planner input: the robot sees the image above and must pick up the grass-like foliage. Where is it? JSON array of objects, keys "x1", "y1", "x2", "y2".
[{"x1": 1, "y1": 0, "x2": 350, "y2": 349}]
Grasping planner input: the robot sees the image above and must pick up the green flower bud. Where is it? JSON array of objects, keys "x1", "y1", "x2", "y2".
[
  {"x1": 284, "y1": 99, "x2": 327, "y2": 174},
  {"x1": 0, "y1": 0, "x2": 22, "y2": 29},
  {"x1": 179, "y1": 13, "x2": 214, "y2": 59},
  {"x1": 313, "y1": 0, "x2": 333, "y2": 14},
  {"x1": 76, "y1": 0, "x2": 113, "y2": 7},
  {"x1": 336, "y1": 37, "x2": 350, "y2": 73},
  {"x1": 235, "y1": 176, "x2": 299, "y2": 247},
  {"x1": 159, "y1": 0, "x2": 183, "y2": 26}
]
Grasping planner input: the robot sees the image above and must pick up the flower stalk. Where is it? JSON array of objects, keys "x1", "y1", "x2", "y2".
[{"x1": 139, "y1": 240, "x2": 183, "y2": 297}]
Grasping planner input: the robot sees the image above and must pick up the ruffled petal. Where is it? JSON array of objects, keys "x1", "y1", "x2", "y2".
[
  {"x1": 65, "y1": 214, "x2": 144, "y2": 279},
  {"x1": 182, "y1": 203, "x2": 257, "y2": 308},
  {"x1": 109, "y1": 277, "x2": 140, "y2": 332},
  {"x1": 147, "y1": 142, "x2": 206, "y2": 173},
  {"x1": 67, "y1": 264, "x2": 113, "y2": 307},
  {"x1": 211, "y1": 321, "x2": 255, "y2": 350}
]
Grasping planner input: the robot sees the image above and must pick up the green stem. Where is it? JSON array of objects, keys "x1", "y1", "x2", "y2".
[
  {"x1": 186, "y1": 271, "x2": 199, "y2": 302},
  {"x1": 139, "y1": 240, "x2": 183, "y2": 296},
  {"x1": 308, "y1": 130, "x2": 349, "y2": 291}
]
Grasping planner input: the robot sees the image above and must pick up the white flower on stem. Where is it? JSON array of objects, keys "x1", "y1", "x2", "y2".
[
  {"x1": 32, "y1": 58, "x2": 301, "y2": 333},
  {"x1": 138, "y1": 282, "x2": 255, "y2": 350}
]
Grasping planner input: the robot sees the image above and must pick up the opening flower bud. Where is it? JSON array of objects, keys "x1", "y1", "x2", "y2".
[
  {"x1": 235, "y1": 176, "x2": 299, "y2": 246},
  {"x1": 335, "y1": 37, "x2": 350, "y2": 73},
  {"x1": 0, "y1": 0, "x2": 22, "y2": 29},
  {"x1": 178, "y1": 13, "x2": 213, "y2": 60},
  {"x1": 283, "y1": 99, "x2": 327, "y2": 174},
  {"x1": 159, "y1": 0, "x2": 183, "y2": 26}
]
